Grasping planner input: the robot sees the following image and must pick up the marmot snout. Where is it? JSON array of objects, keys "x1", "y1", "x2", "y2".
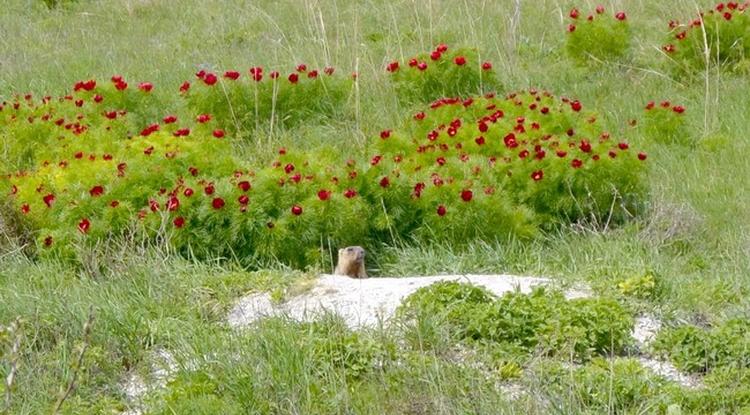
[{"x1": 334, "y1": 246, "x2": 368, "y2": 278}]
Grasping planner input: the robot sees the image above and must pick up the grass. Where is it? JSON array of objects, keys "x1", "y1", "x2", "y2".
[{"x1": 1, "y1": 0, "x2": 750, "y2": 413}]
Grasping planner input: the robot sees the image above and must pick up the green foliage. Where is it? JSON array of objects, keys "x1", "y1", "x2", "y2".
[
  {"x1": 40, "y1": 0, "x2": 77, "y2": 9},
  {"x1": 566, "y1": 7, "x2": 632, "y2": 64},
  {"x1": 398, "y1": 283, "x2": 634, "y2": 361},
  {"x1": 157, "y1": 371, "x2": 244, "y2": 415},
  {"x1": 184, "y1": 67, "x2": 354, "y2": 134},
  {"x1": 642, "y1": 100, "x2": 690, "y2": 145},
  {"x1": 653, "y1": 318, "x2": 750, "y2": 373},
  {"x1": 617, "y1": 272, "x2": 661, "y2": 299},
  {"x1": 385, "y1": 45, "x2": 501, "y2": 104},
  {"x1": 663, "y1": 2, "x2": 750, "y2": 74}
]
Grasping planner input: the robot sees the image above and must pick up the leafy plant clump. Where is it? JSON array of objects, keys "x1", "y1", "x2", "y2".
[
  {"x1": 398, "y1": 282, "x2": 634, "y2": 361},
  {"x1": 183, "y1": 66, "x2": 355, "y2": 134},
  {"x1": 566, "y1": 6, "x2": 632, "y2": 64},
  {"x1": 642, "y1": 100, "x2": 689, "y2": 145},
  {"x1": 370, "y1": 89, "x2": 649, "y2": 242},
  {"x1": 385, "y1": 44, "x2": 501, "y2": 104},
  {"x1": 1, "y1": 79, "x2": 649, "y2": 266},
  {"x1": 652, "y1": 318, "x2": 750, "y2": 373},
  {"x1": 662, "y1": 2, "x2": 750, "y2": 74}
]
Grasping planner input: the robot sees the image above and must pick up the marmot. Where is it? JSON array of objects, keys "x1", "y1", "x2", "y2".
[{"x1": 334, "y1": 246, "x2": 368, "y2": 278}]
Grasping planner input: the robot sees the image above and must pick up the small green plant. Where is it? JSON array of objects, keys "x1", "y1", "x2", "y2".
[
  {"x1": 617, "y1": 272, "x2": 661, "y2": 299},
  {"x1": 566, "y1": 6, "x2": 632, "y2": 64},
  {"x1": 398, "y1": 283, "x2": 634, "y2": 361},
  {"x1": 642, "y1": 100, "x2": 690, "y2": 145},
  {"x1": 653, "y1": 318, "x2": 750, "y2": 373},
  {"x1": 183, "y1": 66, "x2": 354, "y2": 135},
  {"x1": 662, "y1": 2, "x2": 750, "y2": 74},
  {"x1": 385, "y1": 44, "x2": 501, "y2": 104}
]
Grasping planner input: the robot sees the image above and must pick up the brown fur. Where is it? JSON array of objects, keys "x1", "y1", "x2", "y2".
[{"x1": 334, "y1": 246, "x2": 368, "y2": 278}]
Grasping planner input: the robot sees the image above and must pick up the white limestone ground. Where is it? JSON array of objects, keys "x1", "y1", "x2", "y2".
[{"x1": 227, "y1": 273, "x2": 590, "y2": 329}]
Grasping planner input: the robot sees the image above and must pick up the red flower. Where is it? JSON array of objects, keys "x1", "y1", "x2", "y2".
[
  {"x1": 570, "y1": 8, "x2": 580, "y2": 18},
  {"x1": 78, "y1": 218, "x2": 90, "y2": 234},
  {"x1": 618, "y1": 142, "x2": 629, "y2": 150},
  {"x1": 138, "y1": 82, "x2": 154, "y2": 92},
  {"x1": 481, "y1": 62, "x2": 492, "y2": 70},
  {"x1": 579, "y1": 140, "x2": 592, "y2": 153},
  {"x1": 89, "y1": 186, "x2": 104, "y2": 197},
  {"x1": 174, "y1": 128, "x2": 191, "y2": 137},
  {"x1": 380, "y1": 130, "x2": 391, "y2": 139},
  {"x1": 288, "y1": 73, "x2": 299, "y2": 83},
  {"x1": 571, "y1": 159, "x2": 583, "y2": 168},
  {"x1": 213, "y1": 129, "x2": 225, "y2": 138},
  {"x1": 212, "y1": 198, "x2": 225, "y2": 209},
  {"x1": 387, "y1": 61, "x2": 399, "y2": 72},
  {"x1": 296, "y1": 64, "x2": 307, "y2": 73},
  {"x1": 167, "y1": 196, "x2": 180, "y2": 211},
  {"x1": 596, "y1": 5, "x2": 605, "y2": 14},
  {"x1": 105, "y1": 111, "x2": 117, "y2": 119},
  {"x1": 270, "y1": 71, "x2": 279, "y2": 79},
  {"x1": 291, "y1": 204, "x2": 303, "y2": 215},
  {"x1": 344, "y1": 189, "x2": 357, "y2": 198},
  {"x1": 379, "y1": 177, "x2": 390, "y2": 188},
  {"x1": 318, "y1": 189, "x2": 331, "y2": 201},
  {"x1": 430, "y1": 50, "x2": 442, "y2": 61},
  {"x1": 184, "y1": 188, "x2": 194, "y2": 197},
  {"x1": 371, "y1": 155, "x2": 382, "y2": 166},
  {"x1": 724, "y1": 11, "x2": 732, "y2": 20},
  {"x1": 110, "y1": 200, "x2": 119, "y2": 208},
  {"x1": 196, "y1": 114, "x2": 211, "y2": 123},
  {"x1": 43, "y1": 194, "x2": 55, "y2": 208},
  {"x1": 143, "y1": 146, "x2": 154, "y2": 155},
  {"x1": 44, "y1": 236, "x2": 53, "y2": 247},
  {"x1": 673, "y1": 105, "x2": 686, "y2": 114},
  {"x1": 556, "y1": 150, "x2": 567, "y2": 158},
  {"x1": 204, "y1": 185, "x2": 215, "y2": 195},
  {"x1": 570, "y1": 100, "x2": 582, "y2": 112},
  {"x1": 308, "y1": 70, "x2": 318, "y2": 79},
  {"x1": 615, "y1": 11, "x2": 627, "y2": 21},
  {"x1": 436, "y1": 156, "x2": 446, "y2": 166},
  {"x1": 645, "y1": 101, "x2": 655, "y2": 110},
  {"x1": 238, "y1": 181, "x2": 251, "y2": 192},
  {"x1": 140, "y1": 123, "x2": 160, "y2": 137},
  {"x1": 504, "y1": 133, "x2": 519, "y2": 148},
  {"x1": 436, "y1": 43, "x2": 448, "y2": 53},
  {"x1": 460, "y1": 189, "x2": 473, "y2": 202},
  {"x1": 284, "y1": 163, "x2": 295, "y2": 173},
  {"x1": 324, "y1": 67, "x2": 335, "y2": 75},
  {"x1": 663, "y1": 44, "x2": 676, "y2": 53},
  {"x1": 149, "y1": 199, "x2": 160, "y2": 212},
  {"x1": 638, "y1": 152, "x2": 648, "y2": 161},
  {"x1": 180, "y1": 81, "x2": 191, "y2": 93},
  {"x1": 238, "y1": 195, "x2": 250, "y2": 205},
  {"x1": 568, "y1": 24, "x2": 576, "y2": 32},
  {"x1": 408, "y1": 58, "x2": 418, "y2": 67},
  {"x1": 475, "y1": 136, "x2": 485, "y2": 146},
  {"x1": 249, "y1": 67, "x2": 263, "y2": 82},
  {"x1": 93, "y1": 95, "x2": 103, "y2": 103},
  {"x1": 173, "y1": 217, "x2": 185, "y2": 228},
  {"x1": 21, "y1": 204, "x2": 30, "y2": 214},
  {"x1": 436, "y1": 205, "x2": 447, "y2": 216},
  {"x1": 454, "y1": 56, "x2": 466, "y2": 65},
  {"x1": 203, "y1": 73, "x2": 218, "y2": 85},
  {"x1": 163, "y1": 115, "x2": 177, "y2": 124},
  {"x1": 417, "y1": 62, "x2": 428, "y2": 71},
  {"x1": 531, "y1": 170, "x2": 544, "y2": 181},
  {"x1": 224, "y1": 71, "x2": 240, "y2": 80}
]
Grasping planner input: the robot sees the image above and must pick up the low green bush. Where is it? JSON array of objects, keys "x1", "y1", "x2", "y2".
[
  {"x1": 398, "y1": 282, "x2": 634, "y2": 361},
  {"x1": 566, "y1": 6, "x2": 632, "y2": 64},
  {"x1": 385, "y1": 44, "x2": 501, "y2": 104},
  {"x1": 662, "y1": 2, "x2": 750, "y2": 74},
  {"x1": 642, "y1": 100, "x2": 690, "y2": 145},
  {"x1": 653, "y1": 318, "x2": 750, "y2": 373},
  {"x1": 183, "y1": 66, "x2": 354, "y2": 134}
]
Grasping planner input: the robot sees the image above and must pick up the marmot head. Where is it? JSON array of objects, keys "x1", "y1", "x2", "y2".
[{"x1": 339, "y1": 246, "x2": 365, "y2": 262}]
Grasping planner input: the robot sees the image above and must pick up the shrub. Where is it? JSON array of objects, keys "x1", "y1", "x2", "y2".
[
  {"x1": 653, "y1": 318, "x2": 750, "y2": 373},
  {"x1": 397, "y1": 283, "x2": 634, "y2": 361},
  {"x1": 385, "y1": 44, "x2": 501, "y2": 104},
  {"x1": 2, "y1": 79, "x2": 649, "y2": 266},
  {"x1": 182, "y1": 66, "x2": 354, "y2": 135},
  {"x1": 662, "y1": 2, "x2": 750, "y2": 74},
  {"x1": 370, "y1": 90, "x2": 648, "y2": 241},
  {"x1": 641, "y1": 100, "x2": 690, "y2": 145},
  {"x1": 566, "y1": 6, "x2": 632, "y2": 64},
  {"x1": 617, "y1": 272, "x2": 662, "y2": 299}
]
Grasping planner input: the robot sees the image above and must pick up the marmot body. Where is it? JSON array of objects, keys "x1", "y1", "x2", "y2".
[{"x1": 334, "y1": 246, "x2": 368, "y2": 278}]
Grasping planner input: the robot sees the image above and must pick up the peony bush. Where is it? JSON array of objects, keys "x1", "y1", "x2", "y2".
[
  {"x1": 385, "y1": 44, "x2": 501, "y2": 104},
  {"x1": 641, "y1": 100, "x2": 689, "y2": 144},
  {"x1": 182, "y1": 66, "x2": 355, "y2": 135},
  {"x1": 662, "y1": 2, "x2": 750, "y2": 74},
  {"x1": 2, "y1": 75, "x2": 649, "y2": 266},
  {"x1": 566, "y1": 6, "x2": 632, "y2": 64}
]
